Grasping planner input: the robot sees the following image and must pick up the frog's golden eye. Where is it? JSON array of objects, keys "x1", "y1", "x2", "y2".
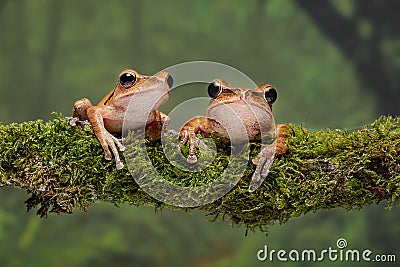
[
  {"x1": 264, "y1": 87, "x2": 277, "y2": 105},
  {"x1": 120, "y1": 72, "x2": 137, "y2": 89},
  {"x1": 208, "y1": 81, "x2": 223, "y2": 99}
]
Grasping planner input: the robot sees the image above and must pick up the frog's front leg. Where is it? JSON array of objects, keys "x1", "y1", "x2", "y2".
[
  {"x1": 86, "y1": 106, "x2": 126, "y2": 169},
  {"x1": 178, "y1": 116, "x2": 211, "y2": 163},
  {"x1": 250, "y1": 144, "x2": 276, "y2": 191},
  {"x1": 250, "y1": 124, "x2": 289, "y2": 186}
]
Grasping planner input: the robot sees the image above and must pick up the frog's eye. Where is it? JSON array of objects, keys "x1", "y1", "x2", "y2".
[
  {"x1": 120, "y1": 72, "x2": 137, "y2": 88},
  {"x1": 208, "y1": 81, "x2": 223, "y2": 99},
  {"x1": 264, "y1": 87, "x2": 277, "y2": 105}
]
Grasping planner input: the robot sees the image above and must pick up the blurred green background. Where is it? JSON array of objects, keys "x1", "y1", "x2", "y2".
[{"x1": 0, "y1": 0, "x2": 399, "y2": 266}]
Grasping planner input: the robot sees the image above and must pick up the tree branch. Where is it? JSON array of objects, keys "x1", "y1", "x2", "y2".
[{"x1": 1, "y1": 116, "x2": 399, "y2": 232}]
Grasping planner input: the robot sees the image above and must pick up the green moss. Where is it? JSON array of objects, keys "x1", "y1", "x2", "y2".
[{"x1": 1, "y1": 115, "x2": 399, "y2": 232}]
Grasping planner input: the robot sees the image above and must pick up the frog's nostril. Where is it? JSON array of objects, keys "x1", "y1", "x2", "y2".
[{"x1": 167, "y1": 74, "x2": 174, "y2": 88}]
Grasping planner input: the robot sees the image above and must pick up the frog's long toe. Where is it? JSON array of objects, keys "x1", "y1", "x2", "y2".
[
  {"x1": 111, "y1": 135, "x2": 126, "y2": 151},
  {"x1": 187, "y1": 154, "x2": 198, "y2": 164},
  {"x1": 248, "y1": 168, "x2": 263, "y2": 192},
  {"x1": 66, "y1": 117, "x2": 78, "y2": 126},
  {"x1": 101, "y1": 144, "x2": 112, "y2": 160},
  {"x1": 116, "y1": 161, "x2": 124, "y2": 170},
  {"x1": 195, "y1": 137, "x2": 209, "y2": 151},
  {"x1": 66, "y1": 116, "x2": 91, "y2": 128}
]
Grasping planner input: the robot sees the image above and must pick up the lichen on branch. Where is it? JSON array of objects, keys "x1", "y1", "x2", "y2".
[{"x1": 0, "y1": 115, "x2": 399, "y2": 232}]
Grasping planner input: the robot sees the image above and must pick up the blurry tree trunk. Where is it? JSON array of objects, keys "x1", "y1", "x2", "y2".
[
  {"x1": 295, "y1": 0, "x2": 400, "y2": 116},
  {"x1": 121, "y1": 0, "x2": 148, "y2": 67},
  {"x1": 5, "y1": 0, "x2": 29, "y2": 121},
  {"x1": 254, "y1": 0, "x2": 268, "y2": 50},
  {"x1": 0, "y1": 0, "x2": 7, "y2": 14},
  {"x1": 132, "y1": 0, "x2": 143, "y2": 52},
  {"x1": 36, "y1": 0, "x2": 62, "y2": 118},
  {"x1": 0, "y1": 0, "x2": 62, "y2": 121},
  {"x1": 246, "y1": 0, "x2": 268, "y2": 78},
  {"x1": 295, "y1": 1, "x2": 400, "y2": 252}
]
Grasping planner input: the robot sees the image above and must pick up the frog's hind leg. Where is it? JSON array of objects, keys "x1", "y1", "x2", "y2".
[
  {"x1": 145, "y1": 110, "x2": 170, "y2": 140},
  {"x1": 274, "y1": 124, "x2": 289, "y2": 155},
  {"x1": 68, "y1": 98, "x2": 93, "y2": 127}
]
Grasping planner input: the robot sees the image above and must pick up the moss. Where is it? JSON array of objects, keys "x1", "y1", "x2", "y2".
[{"x1": 0, "y1": 115, "x2": 399, "y2": 232}]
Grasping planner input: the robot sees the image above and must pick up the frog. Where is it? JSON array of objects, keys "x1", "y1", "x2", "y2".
[
  {"x1": 70, "y1": 68, "x2": 173, "y2": 170},
  {"x1": 178, "y1": 79, "x2": 288, "y2": 184}
]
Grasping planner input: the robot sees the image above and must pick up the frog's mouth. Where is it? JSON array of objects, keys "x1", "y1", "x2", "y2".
[
  {"x1": 207, "y1": 100, "x2": 274, "y2": 140},
  {"x1": 121, "y1": 74, "x2": 170, "y2": 129},
  {"x1": 131, "y1": 75, "x2": 170, "y2": 104}
]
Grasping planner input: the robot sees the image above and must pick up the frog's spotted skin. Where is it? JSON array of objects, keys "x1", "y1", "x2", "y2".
[
  {"x1": 178, "y1": 79, "x2": 288, "y2": 183},
  {"x1": 71, "y1": 69, "x2": 173, "y2": 169}
]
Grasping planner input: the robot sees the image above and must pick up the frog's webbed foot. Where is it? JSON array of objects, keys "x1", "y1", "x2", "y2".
[
  {"x1": 65, "y1": 116, "x2": 91, "y2": 128},
  {"x1": 177, "y1": 128, "x2": 209, "y2": 164},
  {"x1": 99, "y1": 131, "x2": 126, "y2": 170}
]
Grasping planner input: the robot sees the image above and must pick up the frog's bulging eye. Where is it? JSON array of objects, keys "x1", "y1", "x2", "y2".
[
  {"x1": 264, "y1": 87, "x2": 277, "y2": 105},
  {"x1": 120, "y1": 72, "x2": 137, "y2": 88},
  {"x1": 208, "y1": 82, "x2": 222, "y2": 99}
]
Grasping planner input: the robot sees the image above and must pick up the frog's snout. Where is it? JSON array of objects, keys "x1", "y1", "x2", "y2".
[{"x1": 167, "y1": 74, "x2": 174, "y2": 88}]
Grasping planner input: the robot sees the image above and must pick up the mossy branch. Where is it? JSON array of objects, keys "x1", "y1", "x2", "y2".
[{"x1": 1, "y1": 115, "x2": 399, "y2": 232}]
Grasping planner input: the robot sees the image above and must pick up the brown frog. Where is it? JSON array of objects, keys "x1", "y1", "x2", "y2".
[
  {"x1": 71, "y1": 69, "x2": 173, "y2": 169},
  {"x1": 178, "y1": 79, "x2": 288, "y2": 184}
]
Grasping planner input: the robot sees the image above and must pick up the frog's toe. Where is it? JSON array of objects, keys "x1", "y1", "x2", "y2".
[
  {"x1": 69, "y1": 118, "x2": 91, "y2": 129},
  {"x1": 195, "y1": 138, "x2": 209, "y2": 151},
  {"x1": 248, "y1": 172, "x2": 261, "y2": 192},
  {"x1": 164, "y1": 129, "x2": 178, "y2": 136},
  {"x1": 111, "y1": 135, "x2": 125, "y2": 151},
  {"x1": 187, "y1": 154, "x2": 198, "y2": 164},
  {"x1": 101, "y1": 141, "x2": 113, "y2": 161},
  {"x1": 116, "y1": 161, "x2": 124, "y2": 170},
  {"x1": 66, "y1": 117, "x2": 78, "y2": 126},
  {"x1": 80, "y1": 120, "x2": 91, "y2": 127},
  {"x1": 252, "y1": 158, "x2": 259, "y2": 165},
  {"x1": 261, "y1": 163, "x2": 271, "y2": 178},
  {"x1": 176, "y1": 144, "x2": 183, "y2": 155},
  {"x1": 248, "y1": 183, "x2": 260, "y2": 193}
]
